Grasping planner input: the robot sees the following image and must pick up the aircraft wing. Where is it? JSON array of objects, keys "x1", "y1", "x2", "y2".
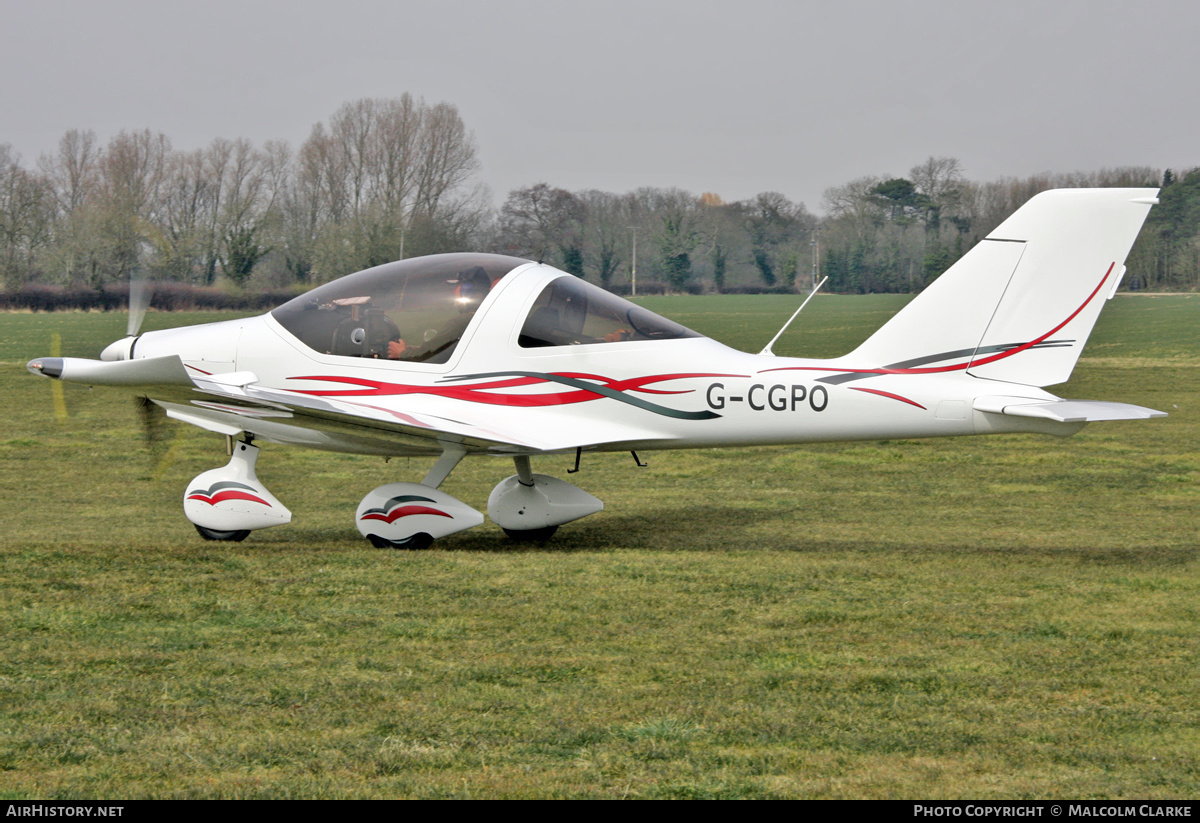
[
  {"x1": 27, "y1": 354, "x2": 631, "y2": 455},
  {"x1": 26, "y1": 354, "x2": 194, "y2": 386},
  {"x1": 185, "y1": 373, "x2": 574, "y2": 453}
]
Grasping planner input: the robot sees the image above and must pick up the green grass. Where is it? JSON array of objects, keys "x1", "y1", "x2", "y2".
[{"x1": 0, "y1": 296, "x2": 1196, "y2": 798}]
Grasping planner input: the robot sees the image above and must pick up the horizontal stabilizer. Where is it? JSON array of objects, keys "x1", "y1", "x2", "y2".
[{"x1": 974, "y1": 396, "x2": 1166, "y2": 423}]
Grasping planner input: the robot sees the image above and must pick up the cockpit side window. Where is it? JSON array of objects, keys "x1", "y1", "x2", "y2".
[
  {"x1": 272, "y1": 254, "x2": 528, "y2": 364},
  {"x1": 518, "y1": 276, "x2": 701, "y2": 348}
]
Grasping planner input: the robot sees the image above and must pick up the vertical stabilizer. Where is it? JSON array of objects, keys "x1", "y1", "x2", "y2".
[{"x1": 847, "y1": 188, "x2": 1157, "y2": 387}]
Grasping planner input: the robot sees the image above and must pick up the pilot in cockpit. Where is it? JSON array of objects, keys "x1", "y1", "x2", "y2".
[{"x1": 386, "y1": 266, "x2": 492, "y2": 362}]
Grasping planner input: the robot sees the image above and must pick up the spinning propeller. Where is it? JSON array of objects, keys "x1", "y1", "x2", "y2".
[
  {"x1": 100, "y1": 277, "x2": 153, "y2": 361},
  {"x1": 38, "y1": 275, "x2": 173, "y2": 467},
  {"x1": 128, "y1": 277, "x2": 152, "y2": 338},
  {"x1": 114, "y1": 276, "x2": 178, "y2": 471}
]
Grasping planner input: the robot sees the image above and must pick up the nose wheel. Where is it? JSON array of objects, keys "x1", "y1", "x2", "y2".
[{"x1": 184, "y1": 440, "x2": 292, "y2": 540}]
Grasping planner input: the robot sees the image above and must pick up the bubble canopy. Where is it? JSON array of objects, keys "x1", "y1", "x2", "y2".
[
  {"x1": 517, "y1": 275, "x2": 701, "y2": 348},
  {"x1": 271, "y1": 254, "x2": 528, "y2": 363},
  {"x1": 271, "y1": 252, "x2": 701, "y2": 364}
]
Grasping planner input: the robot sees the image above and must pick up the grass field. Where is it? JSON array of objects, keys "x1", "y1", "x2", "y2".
[{"x1": 0, "y1": 295, "x2": 1196, "y2": 799}]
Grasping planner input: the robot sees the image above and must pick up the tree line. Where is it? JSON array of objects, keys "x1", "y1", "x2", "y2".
[
  {"x1": 2, "y1": 96, "x2": 1197, "y2": 297},
  {"x1": 495, "y1": 159, "x2": 1199, "y2": 295},
  {"x1": 0, "y1": 95, "x2": 486, "y2": 294}
]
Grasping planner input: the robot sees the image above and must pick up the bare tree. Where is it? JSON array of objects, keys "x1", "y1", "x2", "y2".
[
  {"x1": 695, "y1": 194, "x2": 746, "y2": 292},
  {"x1": 411, "y1": 101, "x2": 479, "y2": 219},
  {"x1": 155, "y1": 147, "x2": 213, "y2": 280},
  {"x1": 637, "y1": 188, "x2": 700, "y2": 292},
  {"x1": 297, "y1": 96, "x2": 485, "y2": 279},
  {"x1": 578, "y1": 189, "x2": 627, "y2": 288},
  {"x1": 744, "y1": 192, "x2": 813, "y2": 289},
  {"x1": 94, "y1": 129, "x2": 171, "y2": 284},
  {"x1": 0, "y1": 145, "x2": 52, "y2": 288},
  {"x1": 39, "y1": 129, "x2": 98, "y2": 214},
  {"x1": 497, "y1": 183, "x2": 582, "y2": 265},
  {"x1": 215, "y1": 139, "x2": 274, "y2": 284},
  {"x1": 909, "y1": 156, "x2": 963, "y2": 205},
  {"x1": 373, "y1": 95, "x2": 422, "y2": 216}
]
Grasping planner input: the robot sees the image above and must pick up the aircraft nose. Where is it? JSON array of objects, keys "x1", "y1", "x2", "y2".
[{"x1": 101, "y1": 337, "x2": 135, "y2": 361}]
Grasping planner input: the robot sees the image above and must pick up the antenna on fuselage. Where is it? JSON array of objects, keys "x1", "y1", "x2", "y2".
[{"x1": 759, "y1": 276, "x2": 828, "y2": 357}]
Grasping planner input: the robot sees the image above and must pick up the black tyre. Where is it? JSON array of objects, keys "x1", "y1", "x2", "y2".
[
  {"x1": 366, "y1": 532, "x2": 435, "y2": 550},
  {"x1": 194, "y1": 525, "x2": 251, "y2": 542},
  {"x1": 502, "y1": 525, "x2": 559, "y2": 542}
]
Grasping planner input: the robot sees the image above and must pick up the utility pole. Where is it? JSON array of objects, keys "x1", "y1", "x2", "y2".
[
  {"x1": 628, "y1": 226, "x2": 638, "y2": 296},
  {"x1": 811, "y1": 230, "x2": 820, "y2": 290}
]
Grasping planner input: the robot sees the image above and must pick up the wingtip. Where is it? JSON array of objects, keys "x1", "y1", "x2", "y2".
[{"x1": 26, "y1": 357, "x2": 63, "y2": 378}]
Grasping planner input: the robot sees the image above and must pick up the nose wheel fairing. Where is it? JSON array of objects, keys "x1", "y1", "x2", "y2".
[{"x1": 183, "y1": 441, "x2": 292, "y2": 536}]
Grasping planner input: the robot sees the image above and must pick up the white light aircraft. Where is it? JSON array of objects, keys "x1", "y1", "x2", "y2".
[{"x1": 28, "y1": 188, "x2": 1165, "y2": 548}]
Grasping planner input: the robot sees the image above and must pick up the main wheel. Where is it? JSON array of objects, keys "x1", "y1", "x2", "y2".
[
  {"x1": 194, "y1": 525, "x2": 251, "y2": 542},
  {"x1": 502, "y1": 525, "x2": 559, "y2": 542},
  {"x1": 366, "y1": 532, "x2": 434, "y2": 550}
]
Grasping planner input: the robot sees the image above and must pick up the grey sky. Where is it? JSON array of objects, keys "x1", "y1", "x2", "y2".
[{"x1": 2, "y1": 0, "x2": 1195, "y2": 213}]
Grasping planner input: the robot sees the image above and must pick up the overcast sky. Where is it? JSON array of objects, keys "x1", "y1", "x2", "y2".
[{"x1": 2, "y1": 0, "x2": 1196, "y2": 213}]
